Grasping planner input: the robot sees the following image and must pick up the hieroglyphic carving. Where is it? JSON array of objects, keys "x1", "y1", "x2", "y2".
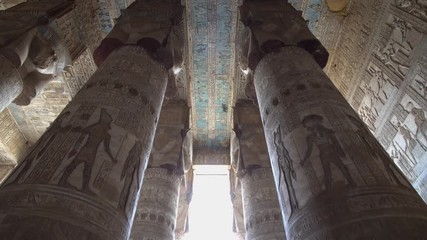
[
  {"x1": 412, "y1": 74, "x2": 427, "y2": 98},
  {"x1": 130, "y1": 168, "x2": 181, "y2": 240},
  {"x1": 326, "y1": 0, "x2": 385, "y2": 96},
  {"x1": 388, "y1": 94, "x2": 427, "y2": 182},
  {"x1": 241, "y1": 168, "x2": 286, "y2": 240},
  {"x1": 395, "y1": 0, "x2": 427, "y2": 21},
  {"x1": 254, "y1": 47, "x2": 427, "y2": 239},
  {"x1": 375, "y1": 15, "x2": 423, "y2": 79},
  {"x1": 0, "y1": 46, "x2": 168, "y2": 239},
  {"x1": 62, "y1": 47, "x2": 97, "y2": 97},
  {"x1": 358, "y1": 63, "x2": 399, "y2": 131},
  {"x1": 74, "y1": 0, "x2": 112, "y2": 51},
  {"x1": 0, "y1": 108, "x2": 28, "y2": 161}
]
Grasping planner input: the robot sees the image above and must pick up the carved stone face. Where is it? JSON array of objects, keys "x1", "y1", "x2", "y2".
[{"x1": 29, "y1": 35, "x2": 57, "y2": 73}]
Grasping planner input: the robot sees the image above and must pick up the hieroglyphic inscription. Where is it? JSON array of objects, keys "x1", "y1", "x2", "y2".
[
  {"x1": 358, "y1": 63, "x2": 399, "y2": 131},
  {"x1": 254, "y1": 47, "x2": 427, "y2": 239},
  {"x1": 0, "y1": 47, "x2": 168, "y2": 239}
]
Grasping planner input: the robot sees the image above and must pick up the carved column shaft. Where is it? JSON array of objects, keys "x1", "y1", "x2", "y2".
[
  {"x1": 241, "y1": 168, "x2": 286, "y2": 240},
  {"x1": 130, "y1": 168, "x2": 181, "y2": 240},
  {"x1": 254, "y1": 46, "x2": 427, "y2": 239},
  {"x1": 130, "y1": 101, "x2": 191, "y2": 239},
  {"x1": 0, "y1": 46, "x2": 168, "y2": 240},
  {"x1": 232, "y1": 102, "x2": 286, "y2": 240}
]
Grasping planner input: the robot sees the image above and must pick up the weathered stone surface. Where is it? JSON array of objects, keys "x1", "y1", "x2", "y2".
[
  {"x1": 241, "y1": 168, "x2": 286, "y2": 240},
  {"x1": 175, "y1": 168, "x2": 193, "y2": 239},
  {"x1": 130, "y1": 168, "x2": 181, "y2": 240},
  {"x1": 232, "y1": 102, "x2": 286, "y2": 240},
  {"x1": 0, "y1": 46, "x2": 168, "y2": 240},
  {"x1": 254, "y1": 46, "x2": 427, "y2": 240},
  {"x1": 322, "y1": 0, "x2": 427, "y2": 202},
  {"x1": 148, "y1": 101, "x2": 191, "y2": 173},
  {"x1": 0, "y1": 108, "x2": 28, "y2": 161}
]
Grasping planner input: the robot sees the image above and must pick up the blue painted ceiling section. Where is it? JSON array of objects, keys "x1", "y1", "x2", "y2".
[
  {"x1": 191, "y1": 0, "x2": 233, "y2": 149},
  {"x1": 304, "y1": 0, "x2": 322, "y2": 32},
  {"x1": 288, "y1": 0, "x2": 322, "y2": 32},
  {"x1": 96, "y1": 0, "x2": 321, "y2": 152}
]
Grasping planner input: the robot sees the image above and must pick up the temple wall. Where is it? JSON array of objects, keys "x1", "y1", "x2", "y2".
[{"x1": 323, "y1": 0, "x2": 427, "y2": 201}]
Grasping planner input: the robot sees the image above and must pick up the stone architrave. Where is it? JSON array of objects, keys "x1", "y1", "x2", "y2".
[
  {"x1": 0, "y1": 45, "x2": 168, "y2": 240},
  {"x1": 130, "y1": 168, "x2": 182, "y2": 240},
  {"x1": 232, "y1": 102, "x2": 286, "y2": 240},
  {"x1": 240, "y1": 1, "x2": 427, "y2": 239}
]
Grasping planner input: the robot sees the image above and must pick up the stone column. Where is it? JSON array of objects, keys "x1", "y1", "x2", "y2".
[
  {"x1": 241, "y1": 168, "x2": 286, "y2": 240},
  {"x1": 130, "y1": 168, "x2": 182, "y2": 240},
  {"x1": 232, "y1": 102, "x2": 286, "y2": 240},
  {"x1": 240, "y1": 1, "x2": 427, "y2": 239},
  {"x1": 130, "y1": 101, "x2": 191, "y2": 239},
  {"x1": 175, "y1": 169, "x2": 194, "y2": 239},
  {"x1": 239, "y1": 1, "x2": 427, "y2": 239},
  {"x1": 0, "y1": 45, "x2": 167, "y2": 240},
  {"x1": 0, "y1": 1, "x2": 184, "y2": 239}
]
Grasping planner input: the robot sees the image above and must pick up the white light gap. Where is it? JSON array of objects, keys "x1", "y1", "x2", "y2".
[{"x1": 182, "y1": 165, "x2": 239, "y2": 240}]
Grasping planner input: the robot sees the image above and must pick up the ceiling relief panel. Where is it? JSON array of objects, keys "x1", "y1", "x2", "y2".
[{"x1": 187, "y1": 0, "x2": 236, "y2": 154}]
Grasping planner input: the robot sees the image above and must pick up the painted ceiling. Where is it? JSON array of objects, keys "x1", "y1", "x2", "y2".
[{"x1": 185, "y1": 0, "x2": 324, "y2": 158}]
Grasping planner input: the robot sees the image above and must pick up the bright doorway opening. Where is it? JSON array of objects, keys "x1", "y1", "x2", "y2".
[{"x1": 182, "y1": 165, "x2": 240, "y2": 240}]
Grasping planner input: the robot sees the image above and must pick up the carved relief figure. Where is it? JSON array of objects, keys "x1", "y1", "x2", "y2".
[
  {"x1": 359, "y1": 67, "x2": 397, "y2": 130},
  {"x1": 388, "y1": 18, "x2": 413, "y2": 53},
  {"x1": 395, "y1": 121, "x2": 418, "y2": 163},
  {"x1": 379, "y1": 45, "x2": 410, "y2": 77},
  {"x1": 301, "y1": 115, "x2": 355, "y2": 190},
  {"x1": 406, "y1": 102, "x2": 427, "y2": 148},
  {"x1": 6, "y1": 111, "x2": 73, "y2": 185},
  {"x1": 273, "y1": 125, "x2": 298, "y2": 215},
  {"x1": 118, "y1": 140, "x2": 142, "y2": 212},
  {"x1": 58, "y1": 109, "x2": 117, "y2": 193}
]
